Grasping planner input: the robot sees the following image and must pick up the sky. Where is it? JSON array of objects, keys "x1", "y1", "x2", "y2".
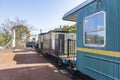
[{"x1": 0, "y1": 0, "x2": 86, "y2": 34}]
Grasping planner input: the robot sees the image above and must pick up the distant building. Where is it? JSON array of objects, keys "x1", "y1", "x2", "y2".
[{"x1": 29, "y1": 34, "x2": 38, "y2": 42}]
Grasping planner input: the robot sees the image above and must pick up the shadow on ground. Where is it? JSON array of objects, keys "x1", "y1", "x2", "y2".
[
  {"x1": 13, "y1": 53, "x2": 48, "y2": 64},
  {"x1": 0, "y1": 65, "x2": 69, "y2": 80}
]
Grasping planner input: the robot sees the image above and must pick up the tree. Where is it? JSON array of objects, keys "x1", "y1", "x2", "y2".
[
  {"x1": 0, "y1": 18, "x2": 13, "y2": 46},
  {"x1": 12, "y1": 24, "x2": 30, "y2": 48},
  {"x1": 69, "y1": 24, "x2": 76, "y2": 33},
  {"x1": 53, "y1": 24, "x2": 76, "y2": 33},
  {"x1": 0, "y1": 17, "x2": 31, "y2": 48}
]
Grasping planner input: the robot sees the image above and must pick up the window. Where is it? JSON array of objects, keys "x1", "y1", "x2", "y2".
[{"x1": 83, "y1": 11, "x2": 106, "y2": 47}]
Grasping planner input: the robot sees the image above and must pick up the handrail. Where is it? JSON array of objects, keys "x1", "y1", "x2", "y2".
[
  {"x1": 0, "y1": 30, "x2": 15, "y2": 50},
  {"x1": 0, "y1": 39, "x2": 13, "y2": 50}
]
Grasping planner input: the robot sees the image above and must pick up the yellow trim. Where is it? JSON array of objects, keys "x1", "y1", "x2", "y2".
[{"x1": 77, "y1": 48, "x2": 120, "y2": 58}]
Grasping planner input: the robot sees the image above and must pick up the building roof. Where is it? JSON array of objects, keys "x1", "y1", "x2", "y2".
[
  {"x1": 51, "y1": 30, "x2": 69, "y2": 33},
  {"x1": 39, "y1": 32, "x2": 47, "y2": 35},
  {"x1": 39, "y1": 31, "x2": 69, "y2": 35},
  {"x1": 63, "y1": 0, "x2": 95, "y2": 22}
]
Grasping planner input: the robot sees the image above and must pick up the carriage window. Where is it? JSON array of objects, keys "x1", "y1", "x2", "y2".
[{"x1": 83, "y1": 11, "x2": 106, "y2": 47}]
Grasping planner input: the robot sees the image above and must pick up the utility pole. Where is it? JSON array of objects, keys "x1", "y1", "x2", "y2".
[
  {"x1": 40, "y1": 29, "x2": 42, "y2": 34},
  {"x1": 60, "y1": 25, "x2": 62, "y2": 31}
]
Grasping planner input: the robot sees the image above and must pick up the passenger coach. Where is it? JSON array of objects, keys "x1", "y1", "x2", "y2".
[
  {"x1": 38, "y1": 31, "x2": 76, "y2": 65},
  {"x1": 63, "y1": 0, "x2": 120, "y2": 80}
]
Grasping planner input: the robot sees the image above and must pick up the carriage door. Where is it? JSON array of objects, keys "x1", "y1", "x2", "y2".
[
  {"x1": 67, "y1": 39, "x2": 76, "y2": 59},
  {"x1": 58, "y1": 34, "x2": 65, "y2": 55}
]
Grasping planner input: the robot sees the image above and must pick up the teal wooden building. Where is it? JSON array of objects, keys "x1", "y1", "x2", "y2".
[{"x1": 63, "y1": 0, "x2": 120, "y2": 80}]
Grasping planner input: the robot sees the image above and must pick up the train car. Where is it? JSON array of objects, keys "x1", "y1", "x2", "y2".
[
  {"x1": 55, "y1": 32, "x2": 76, "y2": 62},
  {"x1": 38, "y1": 33, "x2": 47, "y2": 51},
  {"x1": 26, "y1": 41, "x2": 36, "y2": 47},
  {"x1": 38, "y1": 32, "x2": 50, "y2": 54},
  {"x1": 38, "y1": 31, "x2": 76, "y2": 65},
  {"x1": 63, "y1": 0, "x2": 120, "y2": 80}
]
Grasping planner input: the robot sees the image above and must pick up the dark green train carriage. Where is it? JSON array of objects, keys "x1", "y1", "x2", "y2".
[{"x1": 63, "y1": 0, "x2": 120, "y2": 80}]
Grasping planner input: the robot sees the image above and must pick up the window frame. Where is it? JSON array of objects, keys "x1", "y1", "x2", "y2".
[{"x1": 83, "y1": 11, "x2": 106, "y2": 47}]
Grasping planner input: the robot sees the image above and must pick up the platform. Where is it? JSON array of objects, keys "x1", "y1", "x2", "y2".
[{"x1": 0, "y1": 48, "x2": 71, "y2": 80}]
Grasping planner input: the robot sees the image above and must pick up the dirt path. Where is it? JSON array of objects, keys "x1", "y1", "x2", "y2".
[{"x1": 0, "y1": 48, "x2": 71, "y2": 80}]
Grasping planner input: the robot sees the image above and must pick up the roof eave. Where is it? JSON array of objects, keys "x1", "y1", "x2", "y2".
[
  {"x1": 63, "y1": 13, "x2": 76, "y2": 22},
  {"x1": 63, "y1": 0, "x2": 95, "y2": 22}
]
